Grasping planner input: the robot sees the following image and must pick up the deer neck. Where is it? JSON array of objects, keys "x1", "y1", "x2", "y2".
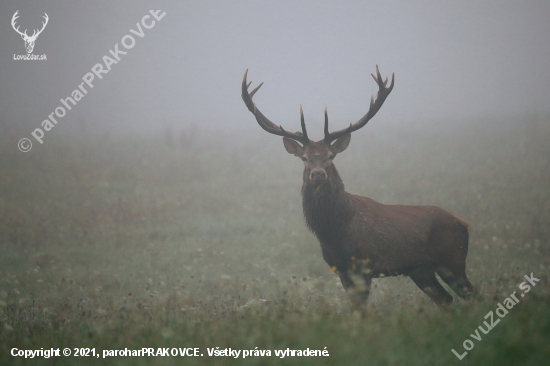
[{"x1": 301, "y1": 165, "x2": 354, "y2": 237}]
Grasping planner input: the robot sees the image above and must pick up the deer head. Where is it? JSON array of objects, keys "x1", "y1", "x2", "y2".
[
  {"x1": 242, "y1": 66, "x2": 394, "y2": 186},
  {"x1": 12, "y1": 11, "x2": 49, "y2": 54}
]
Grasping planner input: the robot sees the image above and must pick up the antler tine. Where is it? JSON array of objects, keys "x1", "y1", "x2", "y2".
[
  {"x1": 324, "y1": 106, "x2": 329, "y2": 137},
  {"x1": 300, "y1": 105, "x2": 309, "y2": 141},
  {"x1": 33, "y1": 13, "x2": 49, "y2": 38},
  {"x1": 11, "y1": 11, "x2": 27, "y2": 36},
  {"x1": 325, "y1": 65, "x2": 394, "y2": 143},
  {"x1": 324, "y1": 106, "x2": 354, "y2": 142},
  {"x1": 242, "y1": 69, "x2": 309, "y2": 145},
  {"x1": 11, "y1": 11, "x2": 19, "y2": 25},
  {"x1": 249, "y1": 82, "x2": 263, "y2": 98}
]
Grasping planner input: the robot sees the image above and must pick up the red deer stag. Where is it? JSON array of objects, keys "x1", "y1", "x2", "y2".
[{"x1": 242, "y1": 66, "x2": 477, "y2": 307}]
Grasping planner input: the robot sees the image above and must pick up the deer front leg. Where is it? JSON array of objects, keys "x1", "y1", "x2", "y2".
[{"x1": 332, "y1": 261, "x2": 373, "y2": 309}]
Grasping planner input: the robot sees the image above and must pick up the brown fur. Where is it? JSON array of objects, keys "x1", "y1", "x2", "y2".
[
  {"x1": 242, "y1": 67, "x2": 476, "y2": 307},
  {"x1": 298, "y1": 140, "x2": 477, "y2": 307}
]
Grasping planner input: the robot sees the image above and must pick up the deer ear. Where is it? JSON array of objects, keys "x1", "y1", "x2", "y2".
[
  {"x1": 331, "y1": 133, "x2": 351, "y2": 154},
  {"x1": 283, "y1": 137, "x2": 304, "y2": 157}
]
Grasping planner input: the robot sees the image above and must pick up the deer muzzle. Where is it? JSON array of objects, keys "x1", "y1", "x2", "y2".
[{"x1": 309, "y1": 169, "x2": 327, "y2": 183}]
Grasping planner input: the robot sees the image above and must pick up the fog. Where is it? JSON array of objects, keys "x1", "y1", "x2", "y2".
[
  {"x1": 1, "y1": 0, "x2": 549, "y2": 140},
  {"x1": 1, "y1": 1, "x2": 550, "y2": 364}
]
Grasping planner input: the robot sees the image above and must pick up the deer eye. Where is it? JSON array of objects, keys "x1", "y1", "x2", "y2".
[
  {"x1": 327, "y1": 154, "x2": 335, "y2": 160},
  {"x1": 301, "y1": 157, "x2": 307, "y2": 161}
]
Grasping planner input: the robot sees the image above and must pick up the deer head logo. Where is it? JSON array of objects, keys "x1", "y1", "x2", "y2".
[{"x1": 11, "y1": 11, "x2": 49, "y2": 54}]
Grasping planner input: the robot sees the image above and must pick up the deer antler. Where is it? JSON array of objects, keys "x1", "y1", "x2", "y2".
[
  {"x1": 31, "y1": 13, "x2": 49, "y2": 39},
  {"x1": 324, "y1": 65, "x2": 394, "y2": 143},
  {"x1": 11, "y1": 11, "x2": 49, "y2": 40},
  {"x1": 242, "y1": 69, "x2": 310, "y2": 145},
  {"x1": 11, "y1": 11, "x2": 27, "y2": 38}
]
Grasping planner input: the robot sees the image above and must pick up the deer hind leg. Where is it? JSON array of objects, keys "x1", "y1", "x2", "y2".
[
  {"x1": 409, "y1": 268, "x2": 453, "y2": 307},
  {"x1": 436, "y1": 266, "x2": 478, "y2": 300}
]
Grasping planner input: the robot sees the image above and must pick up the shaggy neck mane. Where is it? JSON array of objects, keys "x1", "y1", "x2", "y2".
[{"x1": 302, "y1": 165, "x2": 354, "y2": 239}]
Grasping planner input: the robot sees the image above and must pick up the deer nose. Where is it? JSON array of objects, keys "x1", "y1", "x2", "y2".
[{"x1": 310, "y1": 169, "x2": 327, "y2": 183}]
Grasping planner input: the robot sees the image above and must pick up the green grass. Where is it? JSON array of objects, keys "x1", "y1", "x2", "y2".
[{"x1": 0, "y1": 116, "x2": 549, "y2": 365}]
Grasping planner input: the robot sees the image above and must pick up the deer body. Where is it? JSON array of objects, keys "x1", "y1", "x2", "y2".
[
  {"x1": 304, "y1": 182, "x2": 467, "y2": 277},
  {"x1": 242, "y1": 66, "x2": 476, "y2": 307}
]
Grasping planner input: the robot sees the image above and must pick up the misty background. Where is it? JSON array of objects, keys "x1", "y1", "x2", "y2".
[
  {"x1": 1, "y1": 0, "x2": 549, "y2": 141},
  {"x1": 1, "y1": 2, "x2": 550, "y2": 362}
]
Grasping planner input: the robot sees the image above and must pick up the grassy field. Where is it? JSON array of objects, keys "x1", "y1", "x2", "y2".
[{"x1": 0, "y1": 116, "x2": 549, "y2": 365}]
